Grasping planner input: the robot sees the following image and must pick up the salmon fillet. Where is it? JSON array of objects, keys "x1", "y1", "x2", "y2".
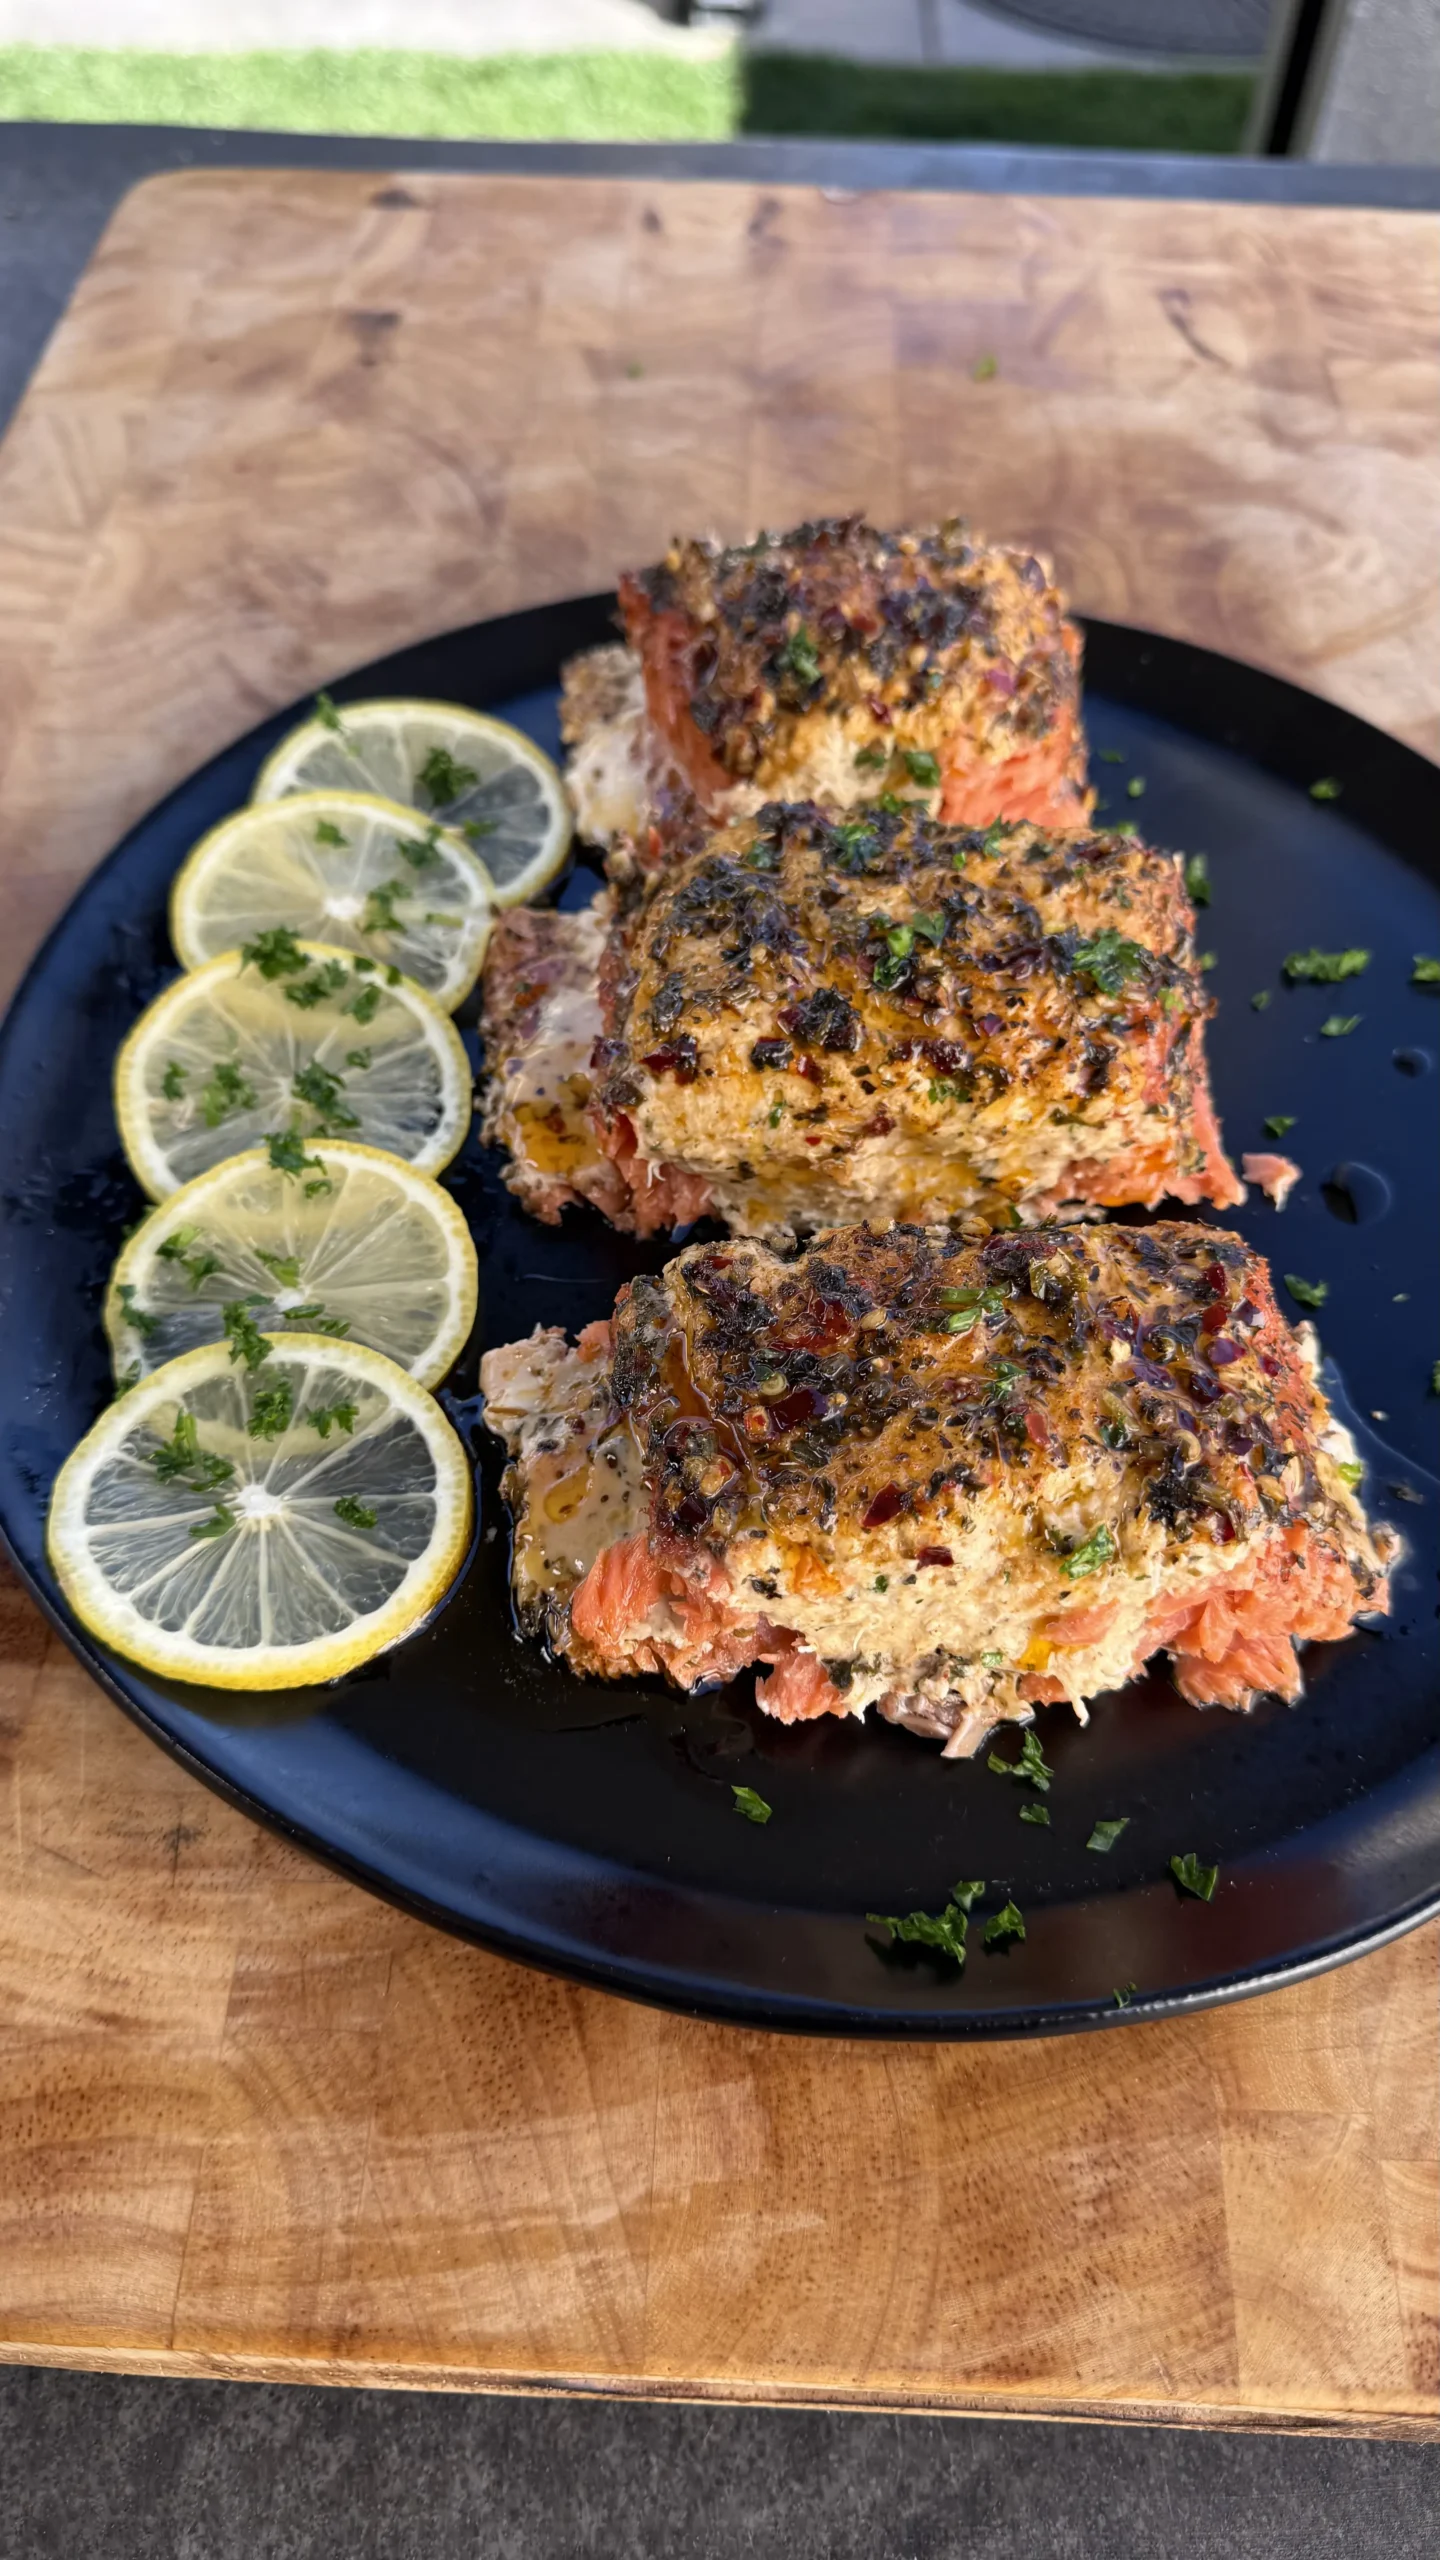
[
  {"x1": 588, "y1": 800, "x2": 1242, "y2": 1236},
  {"x1": 561, "y1": 516, "x2": 1091, "y2": 847},
  {"x1": 480, "y1": 1222, "x2": 1390, "y2": 1753},
  {"x1": 478, "y1": 901, "x2": 632, "y2": 1226}
]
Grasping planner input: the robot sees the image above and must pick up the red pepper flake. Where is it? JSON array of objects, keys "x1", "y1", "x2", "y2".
[
  {"x1": 642, "y1": 1036, "x2": 699, "y2": 1084},
  {"x1": 793, "y1": 1054, "x2": 822, "y2": 1084},
  {"x1": 1023, "y1": 1406, "x2": 1051, "y2": 1449},
  {"x1": 1208, "y1": 1510, "x2": 1237, "y2": 1544},
  {"x1": 1209, "y1": 1337, "x2": 1243, "y2": 1366},
  {"x1": 860, "y1": 1110, "x2": 894, "y2": 1138},
  {"x1": 1203, "y1": 1262, "x2": 1229, "y2": 1296},
  {"x1": 916, "y1": 1545, "x2": 954, "y2": 1568},
  {"x1": 770, "y1": 1385, "x2": 828, "y2": 1431},
  {"x1": 1200, "y1": 1303, "x2": 1227, "y2": 1336},
  {"x1": 780, "y1": 1297, "x2": 852, "y2": 1353},
  {"x1": 1259, "y1": 1353, "x2": 1281, "y2": 1377},
  {"x1": 804, "y1": 1133, "x2": 824, "y2": 1145},
  {"x1": 863, "y1": 1483, "x2": 905, "y2": 1530}
]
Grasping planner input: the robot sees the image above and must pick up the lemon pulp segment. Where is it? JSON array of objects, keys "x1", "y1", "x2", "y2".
[
  {"x1": 170, "y1": 791, "x2": 492, "y2": 1010},
  {"x1": 114, "y1": 942, "x2": 472, "y2": 1198},
  {"x1": 47, "y1": 1337, "x2": 472, "y2": 1688},
  {"x1": 105, "y1": 1142, "x2": 477, "y2": 1389}
]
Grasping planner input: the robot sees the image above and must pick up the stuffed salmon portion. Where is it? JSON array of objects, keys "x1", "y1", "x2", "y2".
[
  {"x1": 561, "y1": 515, "x2": 1090, "y2": 848},
  {"x1": 481, "y1": 799, "x2": 1242, "y2": 1236},
  {"x1": 480, "y1": 1221, "x2": 1390, "y2": 1754}
]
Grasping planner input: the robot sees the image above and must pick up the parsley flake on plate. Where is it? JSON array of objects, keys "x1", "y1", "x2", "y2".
[
  {"x1": 1126, "y1": 775, "x2": 1146, "y2": 799},
  {"x1": 417, "y1": 744, "x2": 478, "y2": 808},
  {"x1": 1183, "y1": 852, "x2": 1210, "y2": 906},
  {"x1": 1251, "y1": 990, "x2": 1271, "y2": 1011},
  {"x1": 988, "y1": 1728, "x2": 1052, "y2": 1792},
  {"x1": 1284, "y1": 1273, "x2": 1328, "y2": 1309},
  {"x1": 983, "y1": 1901, "x2": 1025, "y2": 1948},
  {"x1": 1308, "y1": 776, "x2": 1342, "y2": 801},
  {"x1": 1112, "y1": 1982, "x2": 1137, "y2": 2009},
  {"x1": 971, "y1": 352, "x2": 998, "y2": 381},
  {"x1": 1263, "y1": 1114, "x2": 1296, "y2": 1138},
  {"x1": 1087, "y1": 1818, "x2": 1129, "y2": 1853},
  {"x1": 1283, "y1": 947, "x2": 1369, "y2": 983},
  {"x1": 1413, "y1": 955, "x2": 1440, "y2": 985},
  {"x1": 1170, "y1": 1853, "x2": 1219, "y2": 1901},
  {"x1": 732, "y1": 1785, "x2": 773, "y2": 1826},
  {"x1": 1018, "y1": 1803, "x2": 1050, "y2": 1827},
  {"x1": 1320, "y1": 1013, "x2": 1361, "y2": 1037}
]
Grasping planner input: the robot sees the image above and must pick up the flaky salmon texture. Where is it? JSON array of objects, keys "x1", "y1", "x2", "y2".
[
  {"x1": 560, "y1": 515, "x2": 1091, "y2": 848},
  {"x1": 480, "y1": 1222, "x2": 1391, "y2": 1756},
  {"x1": 480, "y1": 800, "x2": 1243, "y2": 1239}
]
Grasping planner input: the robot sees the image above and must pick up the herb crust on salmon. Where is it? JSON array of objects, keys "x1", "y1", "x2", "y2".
[{"x1": 481, "y1": 1221, "x2": 1389, "y2": 1755}]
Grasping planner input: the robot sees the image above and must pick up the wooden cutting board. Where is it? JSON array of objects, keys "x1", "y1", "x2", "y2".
[{"x1": 0, "y1": 170, "x2": 1435, "y2": 2434}]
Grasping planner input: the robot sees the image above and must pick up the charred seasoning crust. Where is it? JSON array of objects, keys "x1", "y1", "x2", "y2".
[
  {"x1": 608, "y1": 1222, "x2": 1380, "y2": 1587},
  {"x1": 620, "y1": 515, "x2": 1080, "y2": 785},
  {"x1": 595, "y1": 802, "x2": 1216, "y2": 1206}
]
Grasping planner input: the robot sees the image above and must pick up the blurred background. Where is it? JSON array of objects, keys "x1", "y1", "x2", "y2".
[{"x1": 0, "y1": 0, "x2": 1435, "y2": 162}]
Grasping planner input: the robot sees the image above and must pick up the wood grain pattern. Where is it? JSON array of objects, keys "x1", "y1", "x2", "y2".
[{"x1": 0, "y1": 171, "x2": 1436, "y2": 2430}]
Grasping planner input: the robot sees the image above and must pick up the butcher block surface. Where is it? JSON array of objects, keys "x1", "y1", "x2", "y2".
[{"x1": 0, "y1": 170, "x2": 1435, "y2": 2431}]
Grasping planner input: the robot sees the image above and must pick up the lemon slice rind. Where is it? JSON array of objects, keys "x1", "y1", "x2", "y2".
[
  {"x1": 252, "y1": 698, "x2": 572, "y2": 909},
  {"x1": 104, "y1": 1141, "x2": 478, "y2": 1391},
  {"x1": 170, "y1": 790, "x2": 493, "y2": 1011},
  {"x1": 47, "y1": 1337, "x2": 473, "y2": 1689},
  {"x1": 114, "y1": 941, "x2": 473, "y2": 1201}
]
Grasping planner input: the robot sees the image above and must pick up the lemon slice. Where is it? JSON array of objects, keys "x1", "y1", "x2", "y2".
[
  {"x1": 48, "y1": 1337, "x2": 472, "y2": 1689},
  {"x1": 104, "y1": 1142, "x2": 477, "y2": 1392},
  {"x1": 114, "y1": 941, "x2": 471, "y2": 1200},
  {"x1": 253, "y1": 698, "x2": 572, "y2": 908},
  {"x1": 170, "y1": 791, "x2": 493, "y2": 1010}
]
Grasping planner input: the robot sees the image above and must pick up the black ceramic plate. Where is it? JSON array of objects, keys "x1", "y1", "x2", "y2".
[{"x1": 0, "y1": 598, "x2": 1436, "y2": 2038}]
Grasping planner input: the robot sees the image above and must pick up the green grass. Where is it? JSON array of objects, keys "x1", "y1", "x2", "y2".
[
  {"x1": 0, "y1": 44, "x2": 1254, "y2": 153},
  {"x1": 743, "y1": 54, "x2": 1255, "y2": 151},
  {"x1": 0, "y1": 46, "x2": 740, "y2": 140}
]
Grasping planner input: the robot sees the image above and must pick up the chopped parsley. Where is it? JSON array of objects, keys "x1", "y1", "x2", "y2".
[
  {"x1": 903, "y1": 749, "x2": 941, "y2": 788},
  {"x1": 248, "y1": 1378, "x2": 295, "y2": 1440},
  {"x1": 1170, "y1": 1852, "x2": 1218, "y2": 1901},
  {"x1": 161, "y1": 1059, "x2": 187, "y2": 1101},
  {"x1": 1018, "y1": 1803, "x2": 1050, "y2": 1827},
  {"x1": 1112, "y1": 1982, "x2": 1137, "y2": 2009},
  {"x1": 266, "y1": 1129, "x2": 330, "y2": 1189},
  {"x1": 116, "y1": 1283, "x2": 158, "y2": 1340},
  {"x1": 1320, "y1": 1013, "x2": 1361, "y2": 1037},
  {"x1": 732, "y1": 1785, "x2": 772, "y2": 1825},
  {"x1": 399, "y1": 823, "x2": 443, "y2": 870},
  {"x1": 221, "y1": 1298, "x2": 272, "y2": 1370},
  {"x1": 1336, "y1": 1460, "x2": 1364, "y2": 1490},
  {"x1": 314, "y1": 819, "x2": 348, "y2": 848},
  {"x1": 1126, "y1": 775, "x2": 1146, "y2": 799},
  {"x1": 286, "y1": 960, "x2": 350, "y2": 1009},
  {"x1": 1263, "y1": 1114, "x2": 1296, "y2": 1138},
  {"x1": 873, "y1": 1574, "x2": 888, "y2": 1592},
  {"x1": 1413, "y1": 955, "x2": 1440, "y2": 985},
  {"x1": 928, "y1": 1077, "x2": 971, "y2": 1106},
  {"x1": 911, "y1": 908, "x2": 947, "y2": 945},
  {"x1": 971, "y1": 352, "x2": 998, "y2": 380},
  {"x1": 868, "y1": 1878, "x2": 984, "y2": 1968},
  {"x1": 256, "y1": 1249, "x2": 301, "y2": 1289},
  {"x1": 348, "y1": 983, "x2": 382, "y2": 1026},
  {"x1": 778, "y1": 627, "x2": 822, "y2": 688},
  {"x1": 280, "y1": 1302, "x2": 350, "y2": 1337},
  {"x1": 310, "y1": 1400, "x2": 357, "y2": 1439},
  {"x1": 291, "y1": 1060, "x2": 359, "y2": 1129},
  {"x1": 1059, "y1": 1523, "x2": 1117, "y2": 1580},
  {"x1": 1284, "y1": 1273, "x2": 1328, "y2": 1309},
  {"x1": 147, "y1": 1409, "x2": 234, "y2": 1492},
  {"x1": 1251, "y1": 990, "x2": 1271, "y2": 1011},
  {"x1": 979, "y1": 1649, "x2": 1005, "y2": 1670},
  {"x1": 200, "y1": 1060, "x2": 256, "y2": 1128},
  {"x1": 983, "y1": 1901, "x2": 1025, "y2": 1948},
  {"x1": 1087, "y1": 1818, "x2": 1129, "y2": 1853},
  {"x1": 417, "y1": 744, "x2": 478, "y2": 807},
  {"x1": 1183, "y1": 853, "x2": 1210, "y2": 905},
  {"x1": 344, "y1": 1047, "x2": 371, "y2": 1071},
  {"x1": 988, "y1": 1728, "x2": 1051, "y2": 1793},
  {"x1": 1070, "y1": 929, "x2": 1148, "y2": 995},
  {"x1": 314, "y1": 691, "x2": 346, "y2": 733},
  {"x1": 767, "y1": 1102, "x2": 784, "y2": 1127},
  {"x1": 157, "y1": 1227, "x2": 221, "y2": 1291},
  {"x1": 241, "y1": 925, "x2": 308, "y2": 979},
  {"x1": 1309, "y1": 776, "x2": 1342, "y2": 801},
  {"x1": 853, "y1": 745, "x2": 888, "y2": 772},
  {"x1": 334, "y1": 1495, "x2": 378, "y2": 1530},
  {"x1": 1283, "y1": 947, "x2": 1369, "y2": 982},
  {"x1": 940, "y1": 1283, "x2": 1006, "y2": 1335},
  {"x1": 362, "y1": 880, "x2": 407, "y2": 934},
  {"x1": 190, "y1": 1505, "x2": 235, "y2": 1542},
  {"x1": 1198, "y1": 951, "x2": 1217, "y2": 972},
  {"x1": 461, "y1": 818, "x2": 496, "y2": 844},
  {"x1": 1097, "y1": 748, "x2": 1125, "y2": 764}
]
